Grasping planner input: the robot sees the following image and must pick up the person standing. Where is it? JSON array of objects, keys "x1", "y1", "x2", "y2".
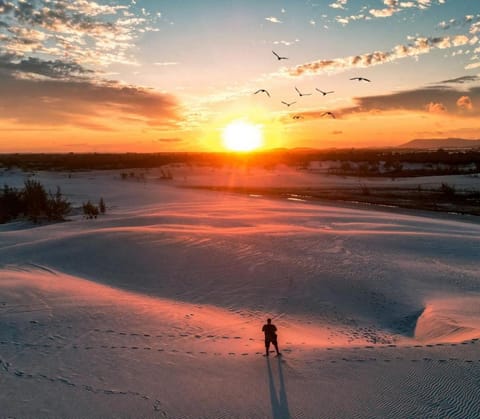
[{"x1": 262, "y1": 318, "x2": 281, "y2": 357}]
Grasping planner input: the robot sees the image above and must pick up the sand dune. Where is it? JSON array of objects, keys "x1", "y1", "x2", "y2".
[{"x1": 0, "y1": 169, "x2": 479, "y2": 418}]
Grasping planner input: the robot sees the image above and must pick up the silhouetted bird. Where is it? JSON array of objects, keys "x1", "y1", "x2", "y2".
[
  {"x1": 295, "y1": 86, "x2": 312, "y2": 97},
  {"x1": 316, "y1": 88, "x2": 334, "y2": 96},
  {"x1": 254, "y1": 89, "x2": 270, "y2": 97},
  {"x1": 272, "y1": 50, "x2": 288, "y2": 60},
  {"x1": 350, "y1": 77, "x2": 371, "y2": 82},
  {"x1": 281, "y1": 101, "x2": 296, "y2": 107},
  {"x1": 322, "y1": 112, "x2": 336, "y2": 119},
  {"x1": 292, "y1": 115, "x2": 304, "y2": 120}
]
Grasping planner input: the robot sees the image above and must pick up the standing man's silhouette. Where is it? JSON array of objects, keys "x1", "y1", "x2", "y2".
[{"x1": 262, "y1": 318, "x2": 281, "y2": 357}]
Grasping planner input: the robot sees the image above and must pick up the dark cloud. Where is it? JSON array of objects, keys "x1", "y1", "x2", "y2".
[
  {"x1": 438, "y1": 75, "x2": 479, "y2": 84},
  {"x1": 293, "y1": 85, "x2": 480, "y2": 120},
  {"x1": 0, "y1": 54, "x2": 93, "y2": 79},
  {"x1": 0, "y1": 66, "x2": 181, "y2": 129},
  {"x1": 0, "y1": 0, "x2": 14, "y2": 14},
  {"x1": 349, "y1": 86, "x2": 479, "y2": 116}
]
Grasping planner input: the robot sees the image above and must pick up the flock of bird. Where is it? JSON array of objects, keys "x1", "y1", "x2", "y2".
[{"x1": 253, "y1": 50, "x2": 372, "y2": 120}]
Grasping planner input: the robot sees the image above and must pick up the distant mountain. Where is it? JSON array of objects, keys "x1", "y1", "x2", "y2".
[{"x1": 400, "y1": 138, "x2": 480, "y2": 149}]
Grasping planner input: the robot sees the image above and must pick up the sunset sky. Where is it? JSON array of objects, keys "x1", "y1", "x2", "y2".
[{"x1": 0, "y1": 0, "x2": 479, "y2": 152}]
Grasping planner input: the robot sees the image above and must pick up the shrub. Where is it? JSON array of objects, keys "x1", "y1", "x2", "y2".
[
  {"x1": 82, "y1": 200, "x2": 99, "y2": 219},
  {"x1": 440, "y1": 182, "x2": 456, "y2": 197},
  {"x1": 47, "y1": 187, "x2": 71, "y2": 221},
  {"x1": 23, "y1": 179, "x2": 48, "y2": 222},
  {"x1": 0, "y1": 185, "x2": 23, "y2": 223},
  {"x1": 0, "y1": 180, "x2": 71, "y2": 224},
  {"x1": 99, "y1": 197, "x2": 106, "y2": 214}
]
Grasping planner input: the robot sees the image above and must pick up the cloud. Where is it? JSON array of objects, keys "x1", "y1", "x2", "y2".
[
  {"x1": 154, "y1": 62, "x2": 178, "y2": 66},
  {"x1": 286, "y1": 35, "x2": 471, "y2": 77},
  {"x1": 329, "y1": 0, "x2": 348, "y2": 10},
  {"x1": 438, "y1": 75, "x2": 479, "y2": 84},
  {"x1": 0, "y1": 0, "x2": 158, "y2": 67},
  {"x1": 265, "y1": 16, "x2": 282, "y2": 24},
  {"x1": 347, "y1": 85, "x2": 480, "y2": 118},
  {"x1": 0, "y1": 61, "x2": 181, "y2": 129},
  {"x1": 456, "y1": 95, "x2": 473, "y2": 110},
  {"x1": 333, "y1": 0, "x2": 447, "y2": 25},
  {"x1": 0, "y1": 53, "x2": 94, "y2": 79},
  {"x1": 425, "y1": 102, "x2": 447, "y2": 113},
  {"x1": 273, "y1": 39, "x2": 299, "y2": 47},
  {"x1": 292, "y1": 84, "x2": 480, "y2": 121}
]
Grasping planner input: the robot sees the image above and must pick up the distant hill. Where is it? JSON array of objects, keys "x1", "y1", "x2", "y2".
[{"x1": 400, "y1": 138, "x2": 480, "y2": 149}]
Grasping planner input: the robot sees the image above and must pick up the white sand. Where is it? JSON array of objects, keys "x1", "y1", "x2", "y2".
[{"x1": 0, "y1": 167, "x2": 479, "y2": 418}]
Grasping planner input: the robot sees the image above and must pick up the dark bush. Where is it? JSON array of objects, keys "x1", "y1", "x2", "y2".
[
  {"x1": 99, "y1": 197, "x2": 106, "y2": 214},
  {"x1": 82, "y1": 201, "x2": 99, "y2": 219},
  {"x1": 0, "y1": 185, "x2": 23, "y2": 223},
  {"x1": 23, "y1": 179, "x2": 48, "y2": 222},
  {"x1": 47, "y1": 187, "x2": 72, "y2": 221},
  {"x1": 0, "y1": 180, "x2": 71, "y2": 224}
]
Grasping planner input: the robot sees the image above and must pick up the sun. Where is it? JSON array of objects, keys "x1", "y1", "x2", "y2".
[{"x1": 222, "y1": 120, "x2": 263, "y2": 152}]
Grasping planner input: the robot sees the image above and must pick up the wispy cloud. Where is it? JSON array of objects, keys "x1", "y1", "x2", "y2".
[
  {"x1": 273, "y1": 39, "x2": 299, "y2": 47},
  {"x1": 265, "y1": 16, "x2": 282, "y2": 24},
  {"x1": 0, "y1": 0, "x2": 157, "y2": 67},
  {"x1": 285, "y1": 35, "x2": 471, "y2": 77},
  {"x1": 329, "y1": 0, "x2": 348, "y2": 10},
  {"x1": 334, "y1": 0, "x2": 446, "y2": 25},
  {"x1": 438, "y1": 75, "x2": 479, "y2": 84},
  {"x1": 154, "y1": 62, "x2": 178, "y2": 66},
  {"x1": 370, "y1": 0, "x2": 446, "y2": 18}
]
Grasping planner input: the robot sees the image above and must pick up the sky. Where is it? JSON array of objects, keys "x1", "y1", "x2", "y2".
[{"x1": 0, "y1": 0, "x2": 479, "y2": 152}]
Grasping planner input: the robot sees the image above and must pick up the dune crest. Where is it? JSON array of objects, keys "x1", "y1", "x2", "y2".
[{"x1": 414, "y1": 298, "x2": 480, "y2": 343}]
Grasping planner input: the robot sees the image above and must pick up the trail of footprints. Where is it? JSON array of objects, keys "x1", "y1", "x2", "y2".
[
  {"x1": 0, "y1": 357, "x2": 168, "y2": 417},
  {"x1": 0, "y1": 325, "x2": 479, "y2": 414},
  {"x1": 0, "y1": 327, "x2": 478, "y2": 361}
]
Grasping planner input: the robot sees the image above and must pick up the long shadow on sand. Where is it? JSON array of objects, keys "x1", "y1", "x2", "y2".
[{"x1": 266, "y1": 357, "x2": 290, "y2": 419}]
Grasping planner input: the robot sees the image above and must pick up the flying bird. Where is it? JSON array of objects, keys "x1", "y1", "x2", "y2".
[
  {"x1": 322, "y1": 112, "x2": 336, "y2": 119},
  {"x1": 316, "y1": 89, "x2": 334, "y2": 96},
  {"x1": 292, "y1": 115, "x2": 304, "y2": 120},
  {"x1": 272, "y1": 50, "x2": 288, "y2": 60},
  {"x1": 254, "y1": 89, "x2": 270, "y2": 97},
  {"x1": 281, "y1": 101, "x2": 296, "y2": 107},
  {"x1": 350, "y1": 77, "x2": 371, "y2": 82},
  {"x1": 295, "y1": 86, "x2": 312, "y2": 97}
]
